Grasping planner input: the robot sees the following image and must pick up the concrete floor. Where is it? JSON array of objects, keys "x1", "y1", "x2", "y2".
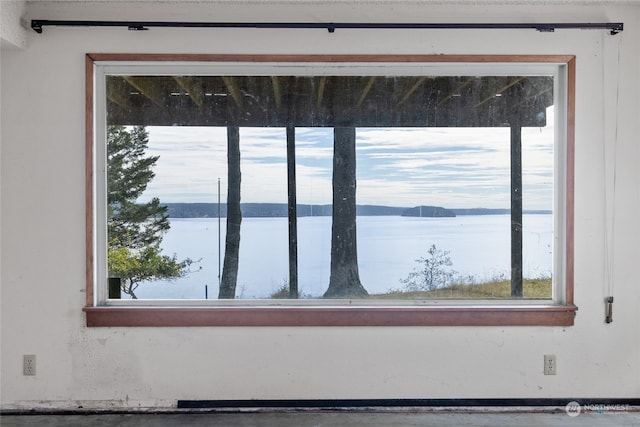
[{"x1": 2, "y1": 410, "x2": 639, "y2": 426}]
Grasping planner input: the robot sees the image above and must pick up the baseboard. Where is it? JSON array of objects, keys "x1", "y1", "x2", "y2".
[{"x1": 178, "y1": 398, "x2": 640, "y2": 409}]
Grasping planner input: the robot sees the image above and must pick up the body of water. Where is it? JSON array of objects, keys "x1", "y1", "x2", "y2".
[{"x1": 134, "y1": 214, "x2": 553, "y2": 299}]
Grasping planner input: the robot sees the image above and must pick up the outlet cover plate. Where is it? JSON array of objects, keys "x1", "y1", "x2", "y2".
[
  {"x1": 23, "y1": 354, "x2": 36, "y2": 376},
  {"x1": 544, "y1": 354, "x2": 556, "y2": 375}
]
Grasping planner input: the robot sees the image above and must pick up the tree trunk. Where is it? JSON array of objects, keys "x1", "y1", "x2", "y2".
[
  {"x1": 286, "y1": 125, "x2": 299, "y2": 298},
  {"x1": 510, "y1": 124, "x2": 523, "y2": 297},
  {"x1": 324, "y1": 127, "x2": 368, "y2": 298},
  {"x1": 219, "y1": 126, "x2": 242, "y2": 299}
]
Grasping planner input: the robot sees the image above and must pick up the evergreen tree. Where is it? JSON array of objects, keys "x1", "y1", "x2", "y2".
[{"x1": 107, "y1": 125, "x2": 193, "y2": 299}]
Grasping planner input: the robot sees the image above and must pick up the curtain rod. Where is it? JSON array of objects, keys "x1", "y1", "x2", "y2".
[{"x1": 31, "y1": 20, "x2": 623, "y2": 35}]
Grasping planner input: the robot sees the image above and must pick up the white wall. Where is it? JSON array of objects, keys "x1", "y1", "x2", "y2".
[
  {"x1": 0, "y1": 1, "x2": 28, "y2": 332},
  {"x1": 0, "y1": 0, "x2": 27, "y2": 50},
  {"x1": 1, "y1": 1, "x2": 639, "y2": 409}
]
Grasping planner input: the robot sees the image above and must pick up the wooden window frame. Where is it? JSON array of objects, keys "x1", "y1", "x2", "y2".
[{"x1": 84, "y1": 54, "x2": 577, "y2": 327}]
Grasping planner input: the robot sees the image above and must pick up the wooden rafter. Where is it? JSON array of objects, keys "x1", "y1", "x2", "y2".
[
  {"x1": 122, "y1": 76, "x2": 166, "y2": 107},
  {"x1": 473, "y1": 77, "x2": 525, "y2": 109},
  {"x1": 271, "y1": 76, "x2": 282, "y2": 109},
  {"x1": 357, "y1": 77, "x2": 376, "y2": 107},
  {"x1": 106, "y1": 77, "x2": 133, "y2": 108},
  {"x1": 396, "y1": 76, "x2": 428, "y2": 107},
  {"x1": 221, "y1": 76, "x2": 243, "y2": 108},
  {"x1": 173, "y1": 76, "x2": 205, "y2": 107},
  {"x1": 436, "y1": 77, "x2": 475, "y2": 107},
  {"x1": 316, "y1": 76, "x2": 326, "y2": 110},
  {"x1": 512, "y1": 86, "x2": 553, "y2": 110}
]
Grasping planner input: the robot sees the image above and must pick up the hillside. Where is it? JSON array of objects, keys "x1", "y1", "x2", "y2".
[
  {"x1": 163, "y1": 203, "x2": 550, "y2": 218},
  {"x1": 166, "y1": 203, "x2": 413, "y2": 218}
]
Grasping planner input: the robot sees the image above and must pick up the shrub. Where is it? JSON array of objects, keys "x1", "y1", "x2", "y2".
[{"x1": 400, "y1": 244, "x2": 457, "y2": 291}]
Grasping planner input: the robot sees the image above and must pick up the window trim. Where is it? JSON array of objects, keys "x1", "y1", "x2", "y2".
[{"x1": 85, "y1": 54, "x2": 576, "y2": 327}]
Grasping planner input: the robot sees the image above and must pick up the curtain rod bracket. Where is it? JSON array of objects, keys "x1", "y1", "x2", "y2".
[{"x1": 535, "y1": 25, "x2": 554, "y2": 33}]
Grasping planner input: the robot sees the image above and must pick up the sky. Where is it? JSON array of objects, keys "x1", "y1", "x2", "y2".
[{"x1": 140, "y1": 110, "x2": 554, "y2": 210}]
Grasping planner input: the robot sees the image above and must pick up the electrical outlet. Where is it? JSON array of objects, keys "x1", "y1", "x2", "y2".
[
  {"x1": 23, "y1": 354, "x2": 36, "y2": 376},
  {"x1": 544, "y1": 354, "x2": 556, "y2": 375}
]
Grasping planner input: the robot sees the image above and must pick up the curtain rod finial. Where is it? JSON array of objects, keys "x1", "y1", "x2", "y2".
[{"x1": 31, "y1": 20, "x2": 44, "y2": 33}]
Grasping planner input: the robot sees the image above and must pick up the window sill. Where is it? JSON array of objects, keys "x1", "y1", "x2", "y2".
[{"x1": 84, "y1": 304, "x2": 577, "y2": 327}]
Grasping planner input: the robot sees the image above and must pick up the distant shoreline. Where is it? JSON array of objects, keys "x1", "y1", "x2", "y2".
[{"x1": 164, "y1": 202, "x2": 551, "y2": 219}]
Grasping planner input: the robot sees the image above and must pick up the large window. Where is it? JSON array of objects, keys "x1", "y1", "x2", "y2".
[{"x1": 86, "y1": 55, "x2": 576, "y2": 326}]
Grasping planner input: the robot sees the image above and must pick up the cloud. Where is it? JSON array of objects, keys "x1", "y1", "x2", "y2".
[{"x1": 138, "y1": 118, "x2": 554, "y2": 209}]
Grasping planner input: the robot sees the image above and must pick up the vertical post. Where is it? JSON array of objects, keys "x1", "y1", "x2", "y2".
[
  {"x1": 218, "y1": 177, "x2": 221, "y2": 287},
  {"x1": 287, "y1": 125, "x2": 299, "y2": 298},
  {"x1": 511, "y1": 124, "x2": 523, "y2": 297}
]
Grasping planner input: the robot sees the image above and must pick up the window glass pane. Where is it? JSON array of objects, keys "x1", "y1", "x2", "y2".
[
  {"x1": 105, "y1": 72, "x2": 554, "y2": 300},
  {"x1": 295, "y1": 128, "x2": 333, "y2": 298}
]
